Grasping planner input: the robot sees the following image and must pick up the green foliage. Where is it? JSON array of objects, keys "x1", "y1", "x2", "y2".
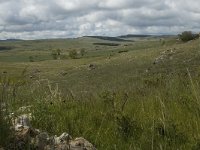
[
  {"x1": 51, "y1": 49, "x2": 62, "y2": 60},
  {"x1": 161, "y1": 40, "x2": 165, "y2": 46},
  {"x1": 51, "y1": 51, "x2": 58, "y2": 60},
  {"x1": 29, "y1": 56, "x2": 34, "y2": 62},
  {"x1": 0, "y1": 74, "x2": 15, "y2": 146},
  {"x1": 178, "y1": 31, "x2": 199, "y2": 42},
  {"x1": 69, "y1": 49, "x2": 78, "y2": 59},
  {"x1": 56, "y1": 49, "x2": 61, "y2": 56},
  {"x1": 93, "y1": 43, "x2": 120, "y2": 46},
  {"x1": 1, "y1": 36, "x2": 200, "y2": 149},
  {"x1": 80, "y1": 49, "x2": 86, "y2": 57},
  {"x1": 3, "y1": 74, "x2": 200, "y2": 149},
  {"x1": 118, "y1": 49, "x2": 129, "y2": 53}
]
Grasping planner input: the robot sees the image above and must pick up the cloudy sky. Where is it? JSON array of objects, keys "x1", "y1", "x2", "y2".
[{"x1": 0, "y1": 0, "x2": 199, "y2": 39}]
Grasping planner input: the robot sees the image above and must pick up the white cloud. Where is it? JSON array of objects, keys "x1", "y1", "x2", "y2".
[{"x1": 0, "y1": 0, "x2": 200, "y2": 39}]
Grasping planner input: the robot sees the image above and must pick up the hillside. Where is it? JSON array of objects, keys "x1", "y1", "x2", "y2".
[{"x1": 1, "y1": 36, "x2": 200, "y2": 149}]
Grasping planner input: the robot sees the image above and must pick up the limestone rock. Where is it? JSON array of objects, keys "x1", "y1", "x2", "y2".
[
  {"x1": 88, "y1": 64, "x2": 96, "y2": 70},
  {"x1": 3, "y1": 107, "x2": 97, "y2": 150},
  {"x1": 35, "y1": 132, "x2": 49, "y2": 149},
  {"x1": 15, "y1": 114, "x2": 32, "y2": 128},
  {"x1": 70, "y1": 137, "x2": 96, "y2": 150},
  {"x1": 17, "y1": 106, "x2": 32, "y2": 113},
  {"x1": 54, "y1": 132, "x2": 72, "y2": 145},
  {"x1": 154, "y1": 48, "x2": 176, "y2": 64}
]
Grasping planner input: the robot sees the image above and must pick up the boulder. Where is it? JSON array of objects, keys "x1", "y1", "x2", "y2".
[
  {"x1": 15, "y1": 114, "x2": 32, "y2": 128},
  {"x1": 70, "y1": 137, "x2": 96, "y2": 150},
  {"x1": 88, "y1": 64, "x2": 96, "y2": 70},
  {"x1": 3, "y1": 107, "x2": 97, "y2": 150},
  {"x1": 54, "y1": 132, "x2": 72, "y2": 145},
  {"x1": 35, "y1": 132, "x2": 49, "y2": 149}
]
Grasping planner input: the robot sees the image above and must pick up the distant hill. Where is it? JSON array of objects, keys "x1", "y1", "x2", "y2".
[
  {"x1": 93, "y1": 43, "x2": 120, "y2": 46},
  {"x1": 0, "y1": 39, "x2": 23, "y2": 42},
  {"x1": 118, "y1": 34, "x2": 153, "y2": 38},
  {"x1": 84, "y1": 36, "x2": 132, "y2": 42},
  {"x1": 119, "y1": 34, "x2": 176, "y2": 38}
]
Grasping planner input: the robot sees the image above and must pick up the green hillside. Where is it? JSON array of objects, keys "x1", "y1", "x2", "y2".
[{"x1": 1, "y1": 36, "x2": 200, "y2": 149}]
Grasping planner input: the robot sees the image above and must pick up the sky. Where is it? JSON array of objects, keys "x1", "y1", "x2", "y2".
[{"x1": 0, "y1": 0, "x2": 200, "y2": 39}]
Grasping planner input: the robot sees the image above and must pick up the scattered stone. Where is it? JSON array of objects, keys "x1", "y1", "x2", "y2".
[
  {"x1": 36, "y1": 132, "x2": 49, "y2": 149},
  {"x1": 54, "y1": 132, "x2": 72, "y2": 145},
  {"x1": 88, "y1": 64, "x2": 96, "y2": 70},
  {"x1": 14, "y1": 114, "x2": 32, "y2": 128},
  {"x1": 153, "y1": 48, "x2": 176, "y2": 64},
  {"x1": 60, "y1": 71, "x2": 68, "y2": 76},
  {"x1": 29, "y1": 68, "x2": 41, "y2": 79},
  {"x1": 33, "y1": 69, "x2": 41, "y2": 73},
  {"x1": 70, "y1": 137, "x2": 96, "y2": 150},
  {"x1": 145, "y1": 68, "x2": 151, "y2": 73},
  {"x1": 17, "y1": 106, "x2": 32, "y2": 113},
  {"x1": 5, "y1": 108, "x2": 97, "y2": 150}
]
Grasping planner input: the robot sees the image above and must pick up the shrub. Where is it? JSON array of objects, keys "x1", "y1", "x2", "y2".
[
  {"x1": 178, "y1": 31, "x2": 199, "y2": 42},
  {"x1": 51, "y1": 49, "x2": 62, "y2": 60},
  {"x1": 0, "y1": 74, "x2": 15, "y2": 146},
  {"x1": 69, "y1": 50, "x2": 78, "y2": 59},
  {"x1": 56, "y1": 49, "x2": 61, "y2": 56},
  {"x1": 80, "y1": 49, "x2": 86, "y2": 57},
  {"x1": 51, "y1": 51, "x2": 58, "y2": 60},
  {"x1": 118, "y1": 49, "x2": 129, "y2": 53},
  {"x1": 161, "y1": 40, "x2": 165, "y2": 46},
  {"x1": 29, "y1": 56, "x2": 34, "y2": 62}
]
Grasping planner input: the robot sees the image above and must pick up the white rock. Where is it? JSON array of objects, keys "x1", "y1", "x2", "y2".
[
  {"x1": 54, "y1": 132, "x2": 72, "y2": 145},
  {"x1": 70, "y1": 137, "x2": 96, "y2": 150},
  {"x1": 36, "y1": 132, "x2": 49, "y2": 149},
  {"x1": 15, "y1": 114, "x2": 32, "y2": 127}
]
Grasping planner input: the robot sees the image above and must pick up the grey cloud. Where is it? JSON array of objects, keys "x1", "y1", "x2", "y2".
[{"x1": 0, "y1": 0, "x2": 200, "y2": 39}]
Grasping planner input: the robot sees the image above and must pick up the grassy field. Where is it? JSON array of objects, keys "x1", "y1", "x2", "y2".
[{"x1": 1, "y1": 35, "x2": 200, "y2": 149}]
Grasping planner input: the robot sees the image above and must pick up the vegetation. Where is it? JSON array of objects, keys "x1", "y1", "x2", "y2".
[
  {"x1": 51, "y1": 49, "x2": 62, "y2": 60},
  {"x1": 85, "y1": 36, "x2": 132, "y2": 42},
  {"x1": 93, "y1": 43, "x2": 121, "y2": 46},
  {"x1": 118, "y1": 49, "x2": 129, "y2": 53},
  {"x1": 0, "y1": 46, "x2": 14, "y2": 51},
  {"x1": 80, "y1": 49, "x2": 86, "y2": 57},
  {"x1": 69, "y1": 49, "x2": 78, "y2": 59},
  {"x1": 0, "y1": 75, "x2": 11, "y2": 146},
  {"x1": 0, "y1": 35, "x2": 200, "y2": 149},
  {"x1": 178, "y1": 31, "x2": 199, "y2": 42}
]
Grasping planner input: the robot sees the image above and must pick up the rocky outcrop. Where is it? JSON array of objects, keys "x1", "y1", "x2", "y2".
[
  {"x1": 5, "y1": 108, "x2": 96, "y2": 150},
  {"x1": 153, "y1": 48, "x2": 176, "y2": 64}
]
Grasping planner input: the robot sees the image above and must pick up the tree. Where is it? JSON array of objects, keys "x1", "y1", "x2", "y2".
[
  {"x1": 178, "y1": 31, "x2": 199, "y2": 42},
  {"x1": 69, "y1": 50, "x2": 77, "y2": 59},
  {"x1": 51, "y1": 49, "x2": 62, "y2": 60},
  {"x1": 56, "y1": 49, "x2": 61, "y2": 56}
]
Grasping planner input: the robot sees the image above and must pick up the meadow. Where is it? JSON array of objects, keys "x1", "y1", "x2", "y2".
[{"x1": 1, "y1": 35, "x2": 200, "y2": 149}]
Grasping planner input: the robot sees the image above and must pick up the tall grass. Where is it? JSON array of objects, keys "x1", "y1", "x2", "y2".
[
  {"x1": 0, "y1": 73, "x2": 13, "y2": 146},
  {"x1": 1, "y1": 38, "x2": 200, "y2": 149},
  {"x1": 1, "y1": 69, "x2": 200, "y2": 149}
]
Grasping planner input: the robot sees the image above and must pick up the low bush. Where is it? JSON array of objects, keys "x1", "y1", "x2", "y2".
[
  {"x1": 69, "y1": 50, "x2": 78, "y2": 59},
  {"x1": 178, "y1": 31, "x2": 199, "y2": 42}
]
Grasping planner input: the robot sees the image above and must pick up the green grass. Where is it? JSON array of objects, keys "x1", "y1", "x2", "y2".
[{"x1": 1, "y1": 36, "x2": 200, "y2": 149}]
